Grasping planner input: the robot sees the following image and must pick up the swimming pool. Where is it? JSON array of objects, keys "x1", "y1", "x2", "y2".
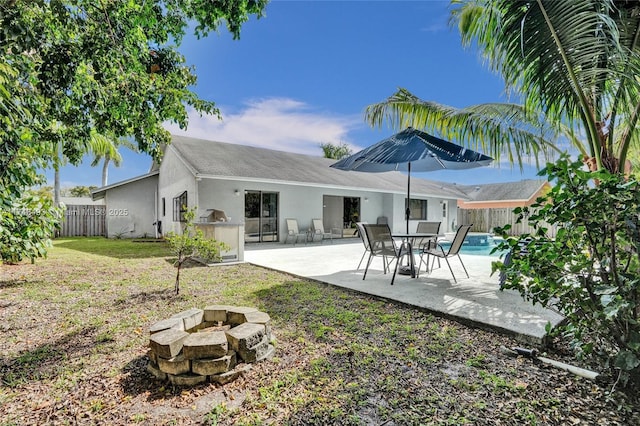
[{"x1": 437, "y1": 233, "x2": 507, "y2": 257}]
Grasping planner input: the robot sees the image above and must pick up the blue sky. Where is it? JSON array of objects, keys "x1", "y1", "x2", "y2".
[{"x1": 50, "y1": 0, "x2": 544, "y2": 190}]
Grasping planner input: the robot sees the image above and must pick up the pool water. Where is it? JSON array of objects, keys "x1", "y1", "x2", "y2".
[{"x1": 438, "y1": 234, "x2": 507, "y2": 257}]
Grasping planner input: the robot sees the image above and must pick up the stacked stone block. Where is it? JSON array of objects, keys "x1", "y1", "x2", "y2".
[{"x1": 147, "y1": 305, "x2": 274, "y2": 386}]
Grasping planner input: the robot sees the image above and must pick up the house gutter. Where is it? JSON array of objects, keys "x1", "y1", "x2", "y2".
[{"x1": 462, "y1": 199, "x2": 530, "y2": 205}]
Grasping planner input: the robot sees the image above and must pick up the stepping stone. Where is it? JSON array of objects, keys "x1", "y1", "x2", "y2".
[
  {"x1": 149, "y1": 318, "x2": 184, "y2": 334},
  {"x1": 203, "y1": 305, "x2": 236, "y2": 322},
  {"x1": 170, "y1": 308, "x2": 204, "y2": 331},
  {"x1": 225, "y1": 322, "x2": 265, "y2": 352},
  {"x1": 227, "y1": 306, "x2": 258, "y2": 324},
  {"x1": 147, "y1": 349, "x2": 158, "y2": 365},
  {"x1": 168, "y1": 373, "x2": 206, "y2": 386},
  {"x1": 149, "y1": 328, "x2": 189, "y2": 359},
  {"x1": 146, "y1": 362, "x2": 167, "y2": 381},
  {"x1": 158, "y1": 354, "x2": 191, "y2": 375},
  {"x1": 182, "y1": 331, "x2": 228, "y2": 359},
  {"x1": 191, "y1": 352, "x2": 237, "y2": 376},
  {"x1": 210, "y1": 365, "x2": 252, "y2": 385},
  {"x1": 239, "y1": 340, "x2": 273, "y2": 363},
  {"x1": 256, "y1": 344, "x2": 275, "y2": 362},
  {"x1": 244, "y1": 311, "x2": 271, "y2": 325}
]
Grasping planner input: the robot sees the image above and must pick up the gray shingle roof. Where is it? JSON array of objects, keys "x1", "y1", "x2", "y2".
[
  {"x1": 457, "y1": 179, "x2": 548, "y2": 202},
  {"x1": 169, "y1": 135, "x2": 470, "y2": 199}
]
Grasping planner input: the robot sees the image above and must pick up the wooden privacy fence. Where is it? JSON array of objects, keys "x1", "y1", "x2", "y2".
[
  {"x1": 457, "y1": 207, "x2": 557, "y2": 238},
  {"x1": 60, "y1": 205, "x2": 106, "y2": 237}
]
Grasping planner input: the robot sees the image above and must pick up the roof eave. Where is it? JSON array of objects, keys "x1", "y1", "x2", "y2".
[{"x1": 90, "y1": 170, "x2": 159, "y2": 201}]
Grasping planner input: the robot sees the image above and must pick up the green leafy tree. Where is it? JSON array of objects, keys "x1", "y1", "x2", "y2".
[
  {"x1": 320, "y1": 142, "x2": 352, "y2": 160},
  {"x1": 0, "y1": 0, "x2": 266, "y2": 262},
  {"x1": 165, "y1": 208, "x2": 229, "y2": 295},
  {"x1": 0, "y1": 58, "x2": 60, "y2": 263},
  {"x1": 0, "y1": 192, "x2": 60, "y2": 264},
  {"x1": 68, "y1": 185, "x2": 97, "y2": 198},
  {"x1": 29, "y1": 186, "x2": 53, "y2": 201}
]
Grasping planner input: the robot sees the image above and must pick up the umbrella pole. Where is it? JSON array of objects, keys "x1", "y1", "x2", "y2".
[
  {"x1": 403, "y1": 162, "x2": 415, "y2": 277},
  {"x1": 406, "y1": 162, "x2": 411, "y2": 234}
]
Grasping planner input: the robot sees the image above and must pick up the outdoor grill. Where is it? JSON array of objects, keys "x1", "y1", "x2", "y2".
[
  {"x1": 200, "y1": 208, "x2": 229, "y2": 222},
  {"x1": 195, "y1": 209, "x2": 244, "y2": 263}
]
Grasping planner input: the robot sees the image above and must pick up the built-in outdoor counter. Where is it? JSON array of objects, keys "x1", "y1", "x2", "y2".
[{"x1": 194, "y1": 222, "x2": 245, "y2": 263}]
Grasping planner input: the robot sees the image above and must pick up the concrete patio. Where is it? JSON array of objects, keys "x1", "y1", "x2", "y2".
[{"x1": 244, "y1": 239, "x2": 564, "y2": 345}]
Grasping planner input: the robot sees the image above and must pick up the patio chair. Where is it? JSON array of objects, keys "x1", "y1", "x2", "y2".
[
  {"x1": 414, "y1": 221, "x2": 441, "y2": 276},
  {"x1": 376, "y1": 216, "x2": 388, "y2": 225},
  {"x1": 311, "y1": 219, "x2": 333, "y2": 244},
  {"x1": 355, "y1": 222, "x2": 372, "y2": 270},
  {"x1": 362, "y1": 224, "x2": 408, "y2": 285},
  {"x1": 285, "y1": 218, "x2": 307, "y2": 245},
  {"x1": 421, "y1": 224, "x2": 472, "y2": 283}
]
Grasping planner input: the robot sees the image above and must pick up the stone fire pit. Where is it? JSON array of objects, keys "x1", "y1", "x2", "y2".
[{"x1": 146, "y1": 305, "x2": 274, "y2": 386}]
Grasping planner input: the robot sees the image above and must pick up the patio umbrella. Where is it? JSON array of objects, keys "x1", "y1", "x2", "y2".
[{"x1": 330, "y1": 127, "x2": 493, "y2": 233}]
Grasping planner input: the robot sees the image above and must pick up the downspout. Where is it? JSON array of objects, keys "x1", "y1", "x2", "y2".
[
  {"x1": 194, "y1": 174, "x2": 200, "y2": 221},
  {"x1": 154, "y1": 186, "x2": 158, "y2": 239}
]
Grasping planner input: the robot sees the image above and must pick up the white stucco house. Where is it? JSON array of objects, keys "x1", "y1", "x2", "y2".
[{"x1": 92, "y1": 135, "x2": 474, "y2": 258}]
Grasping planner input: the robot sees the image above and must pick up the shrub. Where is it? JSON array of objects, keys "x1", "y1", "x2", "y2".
[
  {"x1": 0, "y1": 194, "x2": 61, "y2": 264},
  {"x1": 165, "y1": 208, "x2": 229, "y2": 294},
  {"x1": 494, "y1": 157, "x2": 640, "y2": 389}
]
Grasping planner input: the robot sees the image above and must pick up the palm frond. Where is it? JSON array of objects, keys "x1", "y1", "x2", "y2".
[
  {"x1": 453, "y1": 0, "x2": 632, "y2": 160},
  {"x1": 88, "y1": 130, "x2": 137, "y2": 167},
  {"x1": 365, "y1": 88, "x2": 561, "y2": 170}
]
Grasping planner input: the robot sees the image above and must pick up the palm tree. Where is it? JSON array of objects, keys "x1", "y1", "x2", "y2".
[
  {"x1": 365, "y1": 0, "x2": 640, "y2": 175},
  {"x1": 320, "y1": 142, "x2": 352, "y2": 160},
  {"x1": 88, "y1": 131, "x2": 137, "y2": 187}
]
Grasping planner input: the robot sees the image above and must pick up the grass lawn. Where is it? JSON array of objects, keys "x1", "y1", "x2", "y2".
[{"x1": 1, "y1": 238, "x2": 638, "y2": 425}]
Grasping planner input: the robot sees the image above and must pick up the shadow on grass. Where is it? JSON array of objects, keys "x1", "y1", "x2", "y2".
[
  {"x1": 0, "y1": 326, "x2": 99, "y2": 388},
  {"x1": 251, "y1": 278, "x2": 374, "y2": 327},
  {"x1": 119, "y1": 355, "x2": 216, "y2": 401},
  {"x1": 0, "y1": 279, "x2": 28, "y2": 290},
  {"x1": 54, "y1": 237, "x2": 170, "y2": 259},
  {"x1": 163, "y1": 258, "x2": 209, "y2": 269},
  {"x1": 120, "y1": 355, "x2": 162, "y2": 397},
  {"x1": 116, "y1": 288, "x2": 178, "y2": 305}
]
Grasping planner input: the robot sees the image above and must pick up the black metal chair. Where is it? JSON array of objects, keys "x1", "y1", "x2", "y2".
[
  {"x1": 414, "y1": 221, "x2": 441, "y2": 276},
  {"x1": 355, "y1": 222, "x2": 371, "y2": 270},
  {"x1": 422, "y1": 224, "x2": 473, "y2": 282},
  {"x1": 362, "y1": 224, "x2": 407, "y2": 285}
]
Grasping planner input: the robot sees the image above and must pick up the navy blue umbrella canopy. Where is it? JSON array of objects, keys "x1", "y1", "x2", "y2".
[
  {"x1": 330, "y1": 127, "x2": 493, "y2": 233},
  {"x1": 330, "y1": 127, "x2": 493, "y2": 173}
]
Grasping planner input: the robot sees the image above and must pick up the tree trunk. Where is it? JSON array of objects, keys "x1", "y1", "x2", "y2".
[
  {"x1": 54, "y1": 167, "x2": 60, "y2": 207},
  {"x1": 101, "y1": 156, "x2": 110, "y2": 187},
  {"x1": 175, "y1": 263, "x2": 181, "y2": 295}
]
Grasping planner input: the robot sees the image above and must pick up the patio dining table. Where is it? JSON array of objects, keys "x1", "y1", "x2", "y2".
[{"x1": 392, "y1": 232, "x2": 443, "y2": 278}]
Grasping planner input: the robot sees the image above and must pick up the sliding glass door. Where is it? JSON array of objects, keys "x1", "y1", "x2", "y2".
[
  {"x1": 244, "y1": 191, "x2": 279, "y2": 242},
  {"x1": 322, "y1": 195, "x2": 361, "y2": 237}
]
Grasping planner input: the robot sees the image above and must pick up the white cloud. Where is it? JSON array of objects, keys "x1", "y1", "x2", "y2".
[
  {"x1": 165, "y1": 97, "x2": 362, "y2": 156},
  {"x1": 419, "y1": 12, "x2": 449, "y2": 33}
]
